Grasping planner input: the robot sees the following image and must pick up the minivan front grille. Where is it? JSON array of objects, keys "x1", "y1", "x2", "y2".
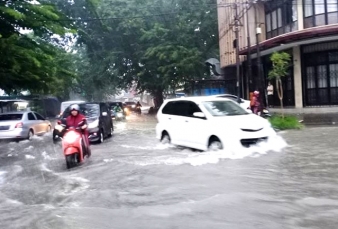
[
  {"x1": 241, "y1": 128, "x2": 263, "y2": 132},
  {"x1": 240, "y1": 137, "x2": 268, "y2": 147}
]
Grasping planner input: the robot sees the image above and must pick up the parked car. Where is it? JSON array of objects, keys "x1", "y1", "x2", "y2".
[
  {"x1": 53, "y1": 102, "x2": 113, "y2": 143},
  {"x1": 210, "y1": 94, "x2": 251, "y2": 111},
  {"x1": 156, "y1": 97, "x2": 276, "y2": 150},
  {"x1": 0, "y1": 111, "x2": 52, "y2": 140}
]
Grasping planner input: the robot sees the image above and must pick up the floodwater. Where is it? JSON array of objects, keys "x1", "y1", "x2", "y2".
[{"x1": 0, "y1": 115, "x2": 337, "y2": 229}]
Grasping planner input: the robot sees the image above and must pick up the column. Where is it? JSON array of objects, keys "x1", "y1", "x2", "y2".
[
  {"x1": 293, "y1": 46, "x2": 303, "y2": 108},
  {"x1": 297, "y1": 0, "x2": 304, "y2": 30}
]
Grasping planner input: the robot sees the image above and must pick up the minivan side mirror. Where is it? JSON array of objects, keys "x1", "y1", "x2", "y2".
[
  {"x1": 102, "y1": 112, "x2": 108, "y2": 116},
  {"x1": 193, "y1": 112, "x2": 206, "y2": 118}
]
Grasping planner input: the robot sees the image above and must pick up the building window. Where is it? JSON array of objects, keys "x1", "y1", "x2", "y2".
[
  {"x1": 266, "y1": 13, "x2": 271, "y2": 32},
  {"x1": 315, "y1": 0, "x2": 325, "y2": 14},
  {"x1": 329, "y1": 64, "x2": 338, "y2": 87},
  {"x1": 304, "y1": 0, "x2": 313, "y2": 16},
  {"x1": 265, "y1": 0, "x2": 298, "y2": 39},
  {"x1": 303, "y1": 42, "x2": 338, "y2": 106},
  {"x1": 306, "y1": 67, "x2": 316, "y2": 88},
  {"x1": 327, "y1": 0, "x2": 338, "y2": 12},
  {"x1": 303, "y1": 0, "x2": 338, "y2": 28}
]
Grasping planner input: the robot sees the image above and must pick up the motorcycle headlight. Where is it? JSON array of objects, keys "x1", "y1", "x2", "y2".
[
  {"x1": 117, "y1": 113, "x2": 123, "y2": 117},
  {"x1": 64, "y1": 131, "x2": 78, "y2": 144},
  {"x1": 132, "y1": 105, "x2": 136, "y2": 108},
  {"x1": 124, "y1": 108, "x2": 129, "y2": 112},
  {"x1": 88, "y1": 119, "x2": 99, "y2": 129}
]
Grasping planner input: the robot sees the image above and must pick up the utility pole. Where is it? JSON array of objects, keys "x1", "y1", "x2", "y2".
[
  {"x1": 246, "y1": 1, "x2": 252, "y2": 97},
  {"x1": 233, "y1": 2, "x2": 241, "y2": 103},
  {"x1": 253, "y1": 3, "x2": 268, "y2": 107}
]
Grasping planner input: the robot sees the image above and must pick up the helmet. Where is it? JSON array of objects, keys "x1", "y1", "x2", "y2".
[
  {"x1": 254, "y1": 90, "x2": 260, "y2": 95},
  {"x1": 70, "y1": 104, "x2": 80, "y2": 112}
]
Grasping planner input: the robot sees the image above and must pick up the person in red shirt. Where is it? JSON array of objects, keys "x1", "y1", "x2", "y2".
[
  {"x1": 251, "y1": 91, "x2": 261, "y2": 115},
  {"x1": 66, "y1": 104, "x2": 91, "y2": 157}
]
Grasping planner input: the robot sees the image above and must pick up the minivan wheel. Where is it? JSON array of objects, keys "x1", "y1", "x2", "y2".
[
  {"x1": 108, "y1": 125, "x2": 113, "y2": 137},
  {"x1": 208, "y1": 137, "x2": 223, "y2": 151},
  {"x1": 97, "y1": 129, "x2": 104, "y2": 143},
  {"x1": 161, "y1": 131, "x2": 171, "y2": 144}
]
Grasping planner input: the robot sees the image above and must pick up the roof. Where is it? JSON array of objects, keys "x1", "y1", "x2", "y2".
[
  {"x1": 239, "y1": 24, "x2": 338, "y2": 55},
  {"x1": 0, "y1": 111, "x2": 27, "y2": 115},
  {"x1": 164, "y1": 96, "x2": 232, "y2": 103}
]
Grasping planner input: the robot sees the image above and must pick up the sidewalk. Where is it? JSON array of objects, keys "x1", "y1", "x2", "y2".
[{"x1": 269, "y1": 107, "x2": 338, "y2": 126}]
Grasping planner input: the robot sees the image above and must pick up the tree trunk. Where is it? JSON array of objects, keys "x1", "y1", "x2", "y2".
[
  {"x1": 153, "y1": 88, "x2": 164, "y2": 108},
  {"x1": 276, "y1": 78, "x2": 284, "y2": 118}
]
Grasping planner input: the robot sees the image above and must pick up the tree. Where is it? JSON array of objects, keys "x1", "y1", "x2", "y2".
[
  {"x1": 268, "y1": 52, "x2": 291, "y2": 118},
  {"x1": 0, "y1": 0, "x2": 75, "y2": 95},
  {"x1": 52, "y1": 0, "x2": 219, "y2": 104}
]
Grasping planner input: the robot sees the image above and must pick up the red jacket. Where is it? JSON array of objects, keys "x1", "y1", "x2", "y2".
[{"x1": 66, "y1": 114, "x2": 87, "y2": 128}]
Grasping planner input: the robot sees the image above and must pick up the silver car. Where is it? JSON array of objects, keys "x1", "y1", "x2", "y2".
[{"x1": 0, "y1": 111, "x2": 52, "y2": 140}]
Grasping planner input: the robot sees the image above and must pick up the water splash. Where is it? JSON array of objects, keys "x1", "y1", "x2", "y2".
[
  {"x1": 131, "y1": 135, "x2": 288, "y2": 166},
  {"x1": 25, "y1": 155, "x2": 35, "y2": 159},
  {"x1": 0, "y1": 171, "x2": 7, "y2": 186}
]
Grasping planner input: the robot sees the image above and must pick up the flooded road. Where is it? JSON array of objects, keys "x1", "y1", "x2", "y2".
[{"x1": 0, "y1": 115, "x2": 338, "y2": 229}]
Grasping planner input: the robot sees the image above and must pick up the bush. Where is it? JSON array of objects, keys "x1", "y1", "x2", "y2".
[{"x1": 268, "y1": 115, "x2": 303, "y2": 130}]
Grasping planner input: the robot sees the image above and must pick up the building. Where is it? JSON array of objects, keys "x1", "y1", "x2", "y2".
[{"x1": 217, "y1": 0, "x2": 338, "y2": 108}]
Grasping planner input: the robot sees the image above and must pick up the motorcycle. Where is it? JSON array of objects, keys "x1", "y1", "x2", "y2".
[
  {"x1": 135, "y1": 106, "x2": 142, "y2": 115},
  {"x1": 58, "y1": 120, "x2": 89, "y2": 169},
  {"x1": 258, "y1": 108, "x2": 271, "y2": 118}
]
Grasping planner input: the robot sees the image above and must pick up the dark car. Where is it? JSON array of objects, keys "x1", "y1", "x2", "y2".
[
  {"x1": 53, "y1": 102, "x2": 113, "y2": 143},
  {"x1": 124, "y1": 101, "x2": 138, "y2": 112}
]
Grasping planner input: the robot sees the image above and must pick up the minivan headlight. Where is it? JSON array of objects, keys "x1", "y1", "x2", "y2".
[{"x1": 88, "y1": 119, "x2": 99, "y2": 129}]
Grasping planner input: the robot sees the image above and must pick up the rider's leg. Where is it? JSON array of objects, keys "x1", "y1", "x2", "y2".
[{"x1": 84, "y1": 131, "x2": 91, "y2": 157}]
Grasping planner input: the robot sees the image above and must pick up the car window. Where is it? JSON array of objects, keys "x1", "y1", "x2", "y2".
[
  {"x1": 162, "y1": 102, "x2": 175, "y2": 115},
  {"x1": 172, "y1": 101, "x2": 189, "y2": 116},
  {"x1": 28, "y1": 112, "x2": 36, "y2": 120},
  {"x1": 202, "y1": 101, "x2": 249, "y2": 116},
  {"x1": 34, "y1": 112, "x2": 45, "y2": 120},
  {"x1": 162, "y1": 101, "x2": 194, "y2": 117},
  {"x1": 62, "y1": 104, "x2": 100, "y2": 119},
  {"x1": 186, "y1": 101, "x2": 202, "y2": 117},
  {"x1": 0, "y1": 114, "x2": 23, "y2": 121}
]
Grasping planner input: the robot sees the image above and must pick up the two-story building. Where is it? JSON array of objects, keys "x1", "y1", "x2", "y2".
[{"x1": 218, "y1": 0, "x2": 338, "y2": 108}]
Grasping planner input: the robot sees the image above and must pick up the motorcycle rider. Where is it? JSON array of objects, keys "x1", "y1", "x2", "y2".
[
  {"x1": 66, "y1": 104, "x2": 91, "y2": 157},
  {"x1": 136, "y1": 101, "x2": 142, "y2": 114},
  {"x1": 251, "y1": 91, "x2": 262, "y2": 115}
]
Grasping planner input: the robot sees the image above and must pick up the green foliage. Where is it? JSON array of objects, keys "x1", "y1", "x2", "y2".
[
  {"x1": 52, "y1": 0, "x2": 219, "y2": 102},
  {"x1": 0, "y1": 0, "x2": 76, "y2": 96},
  {"x1": 268, "y1": 51, "x2": 292, "y2": 118},
  {"x1": 268, "y1": 52, "x2": 291, "y2": 80},
  {"x1": 269, "y1": 115, "x2": 303, "y2": 130}
]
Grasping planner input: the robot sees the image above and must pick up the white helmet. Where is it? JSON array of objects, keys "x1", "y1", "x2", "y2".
[{"x1": 70, "y1": 104, "x2": 80, "y2": 112}]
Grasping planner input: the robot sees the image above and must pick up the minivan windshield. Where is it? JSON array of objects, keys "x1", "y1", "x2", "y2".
[
  {"x1": 63, "y1": 104, "x2": 100, "y2": 119},
  {"x1": 202, "y1": 100, "x2": 249, "y2": 116}
]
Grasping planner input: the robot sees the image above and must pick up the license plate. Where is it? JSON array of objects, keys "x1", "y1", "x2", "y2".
[{"x1": 0, "y1": 126, "x2": 9, "y2": 130}]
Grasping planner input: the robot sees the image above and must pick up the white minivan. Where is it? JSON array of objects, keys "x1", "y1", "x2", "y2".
[{"x1": 156, "y1": 97, "x2": 276, "y2": 151}]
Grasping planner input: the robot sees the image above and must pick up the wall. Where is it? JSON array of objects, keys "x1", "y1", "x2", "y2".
[{"x1": 217, "y1": 0, "x2": 266, "y2": 69}]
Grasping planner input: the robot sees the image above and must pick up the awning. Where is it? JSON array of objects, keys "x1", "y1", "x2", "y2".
[{"x1": 239, "y1": 24, "x2": 338, "y2": 55}]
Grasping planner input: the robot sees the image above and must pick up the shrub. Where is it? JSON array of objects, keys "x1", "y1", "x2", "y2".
[{"x1": 268, "y1": 115, "x2": 303, "y2": 130}]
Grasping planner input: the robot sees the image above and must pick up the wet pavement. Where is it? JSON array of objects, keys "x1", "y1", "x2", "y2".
[{"x1": 0, "y1": 115, "x2": 338, "y2": 229}]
